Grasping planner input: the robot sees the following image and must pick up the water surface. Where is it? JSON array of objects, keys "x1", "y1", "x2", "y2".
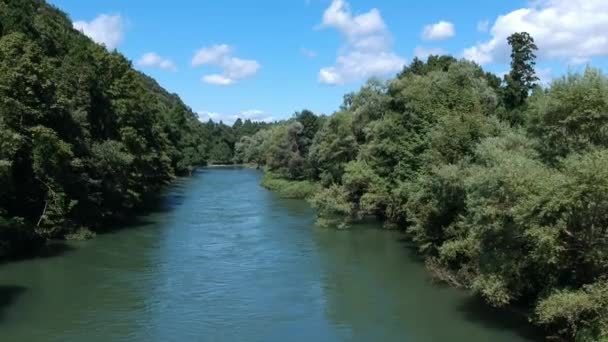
[{"x1": 0, "y1": 168, "x2": 542, "y2": 341}]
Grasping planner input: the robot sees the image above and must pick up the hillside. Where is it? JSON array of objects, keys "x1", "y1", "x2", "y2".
[{"x1": 0, "y1": 0, "x2": 226, "y2": 257}]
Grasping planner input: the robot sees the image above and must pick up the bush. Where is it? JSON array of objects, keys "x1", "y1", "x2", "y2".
[
  {"x1": 406, "y1": 164, "x2": 467, "y2": 254},
  {"x1": 536, "y1": 280, "x2": 608, "y2": 341},
  {"x1": 260, "y1": 172, "x2": 320, "y2": 200},
  {"x1": 310, "y1": 184, "x2": 354, "y2": 229},
  {"x1": 459, "y1": 134, "x2": 562, "y2": 306},
  {"x1": 65, "y1": 227, "x2": 96, "y2": 241},
  {"x1": 526, "y1": 68, "x2": 608, "y2": 162}
]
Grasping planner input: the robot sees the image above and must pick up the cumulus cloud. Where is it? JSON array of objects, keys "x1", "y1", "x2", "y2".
[
  {"x1": 192, "y1": 44, "x2": 260, "y2": 85},
  {"x1": 197, "y1": 109, "x2": 274, "y2": 125},
  {"x1": 192, "y1": 44, "x2": 232, "y2": 66},
  {"x1": 202, "y1": 74, "x2": 233, "y2": 86},
  {"x1": 73, "y1": 14, "x2": 124, "y2": 50},
  {"x1": 137, "y1": 52, "x2": 177, "y2": 71},
  {"x1": 317, "y1": 0, "x2": 405, "y2": 85},
  {"x1": 463, "y1": 0, "x2": 608, "y2": 65},
  {"x1": 422, "y1": 21, "x2": 455, "y2": 41}
]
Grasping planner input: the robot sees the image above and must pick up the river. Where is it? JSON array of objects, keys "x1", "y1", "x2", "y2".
[{"x1": 0, "y1": 168, "x2": 543, "y2": 341}]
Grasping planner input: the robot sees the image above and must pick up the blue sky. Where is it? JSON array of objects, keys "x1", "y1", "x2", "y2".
[{"x1": 50, "y1": 0, "x2": 608, "y2": 124}]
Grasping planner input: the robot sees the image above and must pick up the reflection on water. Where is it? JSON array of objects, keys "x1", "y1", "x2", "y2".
[{"x1": 0, "y1": 168, "x2": 543, "y2": 341}]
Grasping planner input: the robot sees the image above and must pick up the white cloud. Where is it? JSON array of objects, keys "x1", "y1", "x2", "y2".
[
  {"x1": 300, "y1": 48, "x2": 318, "y2": 58},
  {"x1": 192, "y1": 45, "x2": 260, "y2": 85},
  {"x1": 73, "y1": 14, "x2": 124, "y2": 50},
  {"x1": 197, "y1": 109, "x2": 274, "y2": 125},
  {"x1": 414, "y1": 46, "x2": 446, "y2": 59},
  {"x1": 477, "y1": 20, "x2": 490, "y2": 33},
  {"x1": 422, "y1": 21, "x2": 455, "y2": 41},
  {"x1": 317, "y1": 0, "x2": 405, "y2": 85},
  {"x1": 463, "y1": 0, "x2": 608, "y2": 65},
  {"x1": 136, "y1": 52, "x2": 177, "y2": 71},
  {"x1": 202, "y1": 74, "x2": 234, "y2": 86},
  {"x1": 192, "y1": 44, "x2": 232, "y2": 66}
]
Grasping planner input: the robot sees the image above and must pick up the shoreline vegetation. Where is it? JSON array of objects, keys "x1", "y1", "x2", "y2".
[
  {"x1": 234, "y1": 35, "x2": 608, "y2": 341},
  {"x1": 260, "y1": 172, "x2": 320, "y2": 199}
]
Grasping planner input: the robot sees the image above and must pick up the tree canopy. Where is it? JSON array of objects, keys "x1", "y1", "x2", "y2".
[{"x1": 0, "y1": 0, "x2": 269, "y2": 257}]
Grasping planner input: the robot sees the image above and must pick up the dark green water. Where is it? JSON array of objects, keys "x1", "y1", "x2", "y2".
[{"x1": 0, "y1": 168, "x2": 542, "y2": 342}]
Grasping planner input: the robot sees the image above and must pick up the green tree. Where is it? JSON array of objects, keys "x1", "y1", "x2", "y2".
[
  {"x1": 526, "y1": 68, "x2": 608, "y2": 162},
  {"x1": 503, "y1": 32, "x2": 539, "y2": 111}
]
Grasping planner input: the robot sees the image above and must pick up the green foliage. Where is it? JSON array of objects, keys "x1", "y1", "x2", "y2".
[
  {"x1": 504, "y1": 32, "x2": 539, "y2": 110},
  {"x1": 235, "y1": 110, "x2": 323, "y2": 180},
  {"x1": 265, "y1": 122, "x2": 306, "y2": 179},
  {"x1": 310, "y1": 184, "x2": 355, "y2": 229},
  {"x1": 536, "y1": 281, "x2": 608, "y2": 341},
  {"x1": 64, "y1": 227, "x2": 96, "y2": 241},
  {"x1": 553, "y1": 150, "x2": 608, "y2": 284},
  {"x1": 405, "y1": 164, "x2": 467, "y2": 254},
  {"x1": 459, "y1": 134, "x2": 560, "y2": 306},
  {"x1": 260, "y1": 172, "x2": 320, "y2": 199},
  {"x1": 308, "y1": 111, "x2": 357, "y2": 184},
  {"x1": 526, "y1": 68, "x2": 608, "y2": 162},
  {"x1": 341, "y1": 160, "x2": 388, "y2": 218},
  {"x1": 293, "y1": 109, "x2": 320, "y2": 155}
]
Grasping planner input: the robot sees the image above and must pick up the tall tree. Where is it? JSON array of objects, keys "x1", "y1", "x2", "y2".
[{"x1": 503, "y1": 32, "x2": 539, "y2": 110}]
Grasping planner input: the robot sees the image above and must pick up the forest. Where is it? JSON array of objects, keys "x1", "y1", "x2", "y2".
[
  {"x1": 235, "y1": 34, "x2": 608, "y2": 341},
  {"x1": 0, "y1": 0, "x2": 266, "y2": 258},
  {"x1": 1, "y1": 0, "x2": 607, "y2": 341}
]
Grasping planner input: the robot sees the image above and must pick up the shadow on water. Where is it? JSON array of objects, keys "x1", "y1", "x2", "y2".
[
  {"x1": 93, "y1": 175, "x2": 195, "y2": 235},
  {"x1": 0, "y1": 241, "x2": 76, "y2": 266},
  {"x1": 457, "y1": 296, "x2": 546, "y2": 341},
  {"x1": 397, "y1": 236, "x2": 546, "y2": 341},
  {"x1": 34, "y1": 241, "x2": 75, "y2": 259},
  {"x1": 0, "y1": 285, "x2": 27, "y2": 322},
  {"x1": 396, "y1": 236, "x2": 427, "y2": 263}
]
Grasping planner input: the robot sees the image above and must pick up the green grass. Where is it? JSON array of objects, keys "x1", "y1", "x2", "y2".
[
  {"x1": 260, "y1": 172, "x2": 320, "y2": 199},
  {"x1": 65, "y1": 227, "x2": 96, "y2": 241}
]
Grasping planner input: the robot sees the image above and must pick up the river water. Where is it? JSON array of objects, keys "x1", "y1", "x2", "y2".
[{"x1": 0, "y1": 168, "x2": 543, "y2": 342}]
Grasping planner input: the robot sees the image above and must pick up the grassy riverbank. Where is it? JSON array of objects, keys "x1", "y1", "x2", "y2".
[{"x1": 260, "y1": 172, "x2": 321, "y2": 200}]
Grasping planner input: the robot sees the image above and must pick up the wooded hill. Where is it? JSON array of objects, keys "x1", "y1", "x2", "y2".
[{"x1": 0, "y1": 0, "x2": 269, "y2": 257}]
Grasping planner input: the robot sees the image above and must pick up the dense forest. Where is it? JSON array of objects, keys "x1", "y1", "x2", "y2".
[
  {"x1": 0, "y1": 0, "x2": 268, "y2": 258},
  {"x1": 236, "y1": 34, "x2": 608, "y2": 341}
]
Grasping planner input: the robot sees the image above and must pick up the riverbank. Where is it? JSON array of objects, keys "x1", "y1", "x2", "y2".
[
  {"x1": 260, "y1": 172, "x2": 320, "y2": 199},
  {"x1": 0, "y1": 167, "x2": 207, "y2": 262},
  {"x1": 258, "y1": 170, "x2": 551, "y2": 340}
]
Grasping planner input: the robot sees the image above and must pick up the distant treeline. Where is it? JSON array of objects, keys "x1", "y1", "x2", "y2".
[
  {"x1": 0, "y1": 0, "x2": 267, "y2": 257},
  {"x1": 235, "y1": 33, "x2": 608, "y2": 341}
]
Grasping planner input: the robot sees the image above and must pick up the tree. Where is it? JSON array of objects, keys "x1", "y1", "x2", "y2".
[
  {"x1": 526, "y1": 68, "x2": 608, "y2": 162},
  {"x1": 504, "y1": 32, "x2": 539, "y2": 110},
  {"x1": 294, "y1": 109, "x2": 319, "y2": 155}
]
